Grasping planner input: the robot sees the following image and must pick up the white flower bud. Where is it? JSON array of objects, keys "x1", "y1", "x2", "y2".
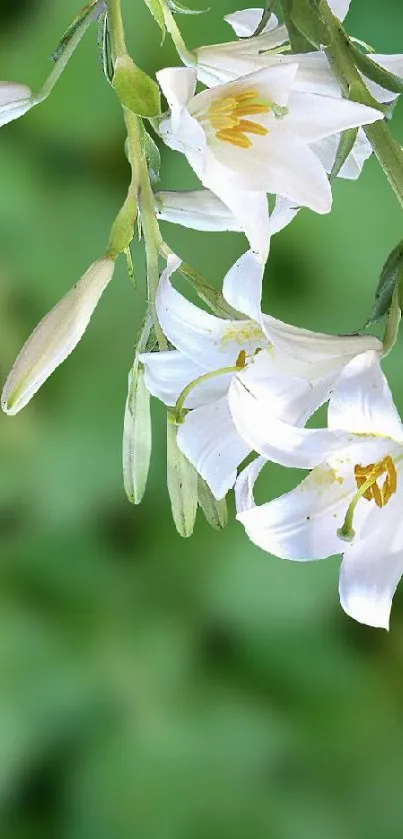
[
  {"x1": 0, "y1": 82, "x2": 35, "y2": 127},
  {"x1": 167, "y1": 417, "x2": 198, "y2": 538},
  {"x1": 2, "y1": 257, "x2": 115, "y2": 415},
  {"x1": 123, "y1": 364, "x2": 152, "y2": 505}
]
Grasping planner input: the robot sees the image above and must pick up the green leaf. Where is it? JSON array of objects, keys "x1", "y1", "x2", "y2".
[
  {"x1": 197, "y1": 477, "x2": 228, "y2": 530},
  {"x1": 351, "y1": 45, "x2": 403, "y2": 96},
  {"x1": 329, "y1": 127, "x2": 359, "y2": 182},
  {"x1": 143, "y1": 0, "x2": 166, "y2": 36},
  {"x1": 167, "y1": 415, "x2": 198, "y2": 538},
  {"x1": 51, "y1": 0, "x2": 101, "y2": 62},
  {"x1": 112, "y1": 55, "x2": 161, "y2": 119},
  {"x1": 97, "y1": 10, "x2": 114, "y2": 84},
  {"x1": 280, "y1": 0, "x2": 328, "y2": 51},
  {"x1": 367, "y1": 239, "x2": 403, "y2": 325},
  {"x1": 166, "y1": 0, "x2": 209, "y2": 15}
]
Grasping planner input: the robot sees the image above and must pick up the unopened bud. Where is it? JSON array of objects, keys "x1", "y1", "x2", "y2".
[
  {"x1": 2, "y1": 257, "x2": 115, "y2": 415},
  {"x1": 123, "y1": 363, "x2": 152, "y2": 504},
  {"x1": 167, "y1": 413, "x2": 197, "y2": 537}
]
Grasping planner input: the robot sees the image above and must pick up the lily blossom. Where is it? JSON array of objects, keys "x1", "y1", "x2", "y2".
[
  {"x1": 235, "y1": 351, "x2": 403, "y2": 630},
  {"x1": 2, "y1": 258, "x2": 115, "y2": 415},
  {"x1": 157, "y1": 65, "x2": 382, "y2": 262},
  {"x1": 140, "y1": 252, "x2": 381, "y2": 500}
]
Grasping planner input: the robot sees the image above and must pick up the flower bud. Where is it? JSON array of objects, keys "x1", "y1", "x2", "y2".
[
  {"x1": 167, "y1": 415, "x2": 197, "y2": 537},
  {"x1": 2, "y1": 257, "x2": 115, "y2": 415},
  {"x1": 123, "y1": 363, "x2": 152, "y2": 505},
  {"x1": 0, "y1": 82, "x2": 34, "y2": 127}
]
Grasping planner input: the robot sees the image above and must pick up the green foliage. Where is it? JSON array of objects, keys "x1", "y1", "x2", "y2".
[
  {"x1": 112, "y1": 55, "x2": 161, "y2": 118},
  {"x1": 166, "y1": 0, "x2": 209, "y2": 15},
  {"x1": 367, "y1": 239, "x2": 403, "y2": 325}
]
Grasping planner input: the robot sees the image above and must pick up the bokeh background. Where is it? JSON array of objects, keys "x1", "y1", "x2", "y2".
[{"x1": 0, "y1": 1, "x2": 403, "y2": 836}]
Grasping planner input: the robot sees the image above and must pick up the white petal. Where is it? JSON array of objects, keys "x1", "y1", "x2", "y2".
[
  {"x1": 190, "y1": 63, "x2": 298, "y2": 118},
  {"x1": 2, "y1": 258, "x2": 115, "y2": 414},
  {"x1": 154, "y1": 189, "x2": 242, "y2": 232},
  {"x1": 199, "y1": 173, "x2": 271, "y2": 263},
  {"x1": 222, "y1": 250, "x2": 264, "y2": 322},
  {"x1": 156, "y1": 259, "x2": 267, "y2": 367},
  {"x1": 229, "y1": 376, "x2": 349, "y2": 468},
  {"x1": 140, "y1": 349, "x2": 229, "y2": 407},
  {"x1": 328, "y1": 0, "x2": 350, "y2": 20},
  {"x1": 0, "y1": 82, "x2": 34, "y2": 127},
  {"x1": 284, "y1": 91, "x2": 382, "y2": 144},
  {"x1": 261, "y1": 314, "x2": 382, "y2": 365},
  {"x1": 209, "y1": 132, "x2": 332, "y2": 214},
  {"x1": 312, "y1": 129, "x2": 373, "y2": 181},
  {"x1": 224, "y1": 8, "x2": 280, "y2": 37},
  {"x1": 270, "y1": 196, "x2": 300, "y2": 233},
  {"x1": 340, "y1": 498, "x2": 403, "y2": 629},
  {"x1": 237, "y1": 460, "x2": 357, "y2": 559},
  {"x1": 235, "y1": 455, "x2": 266, "y2": 514},
  {"x1": 328, "y1": 350, "x2": 403, "y2": 441},
  {"x1": 177, "y1": 397, "x2": 249, "y2": 499},
  {"x1": 157, "y1": 67, "x2": 197, "y2": 123}
]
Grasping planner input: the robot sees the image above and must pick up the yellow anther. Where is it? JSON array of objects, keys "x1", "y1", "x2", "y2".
[
  {"x1": 208, "y1": 88, "x2": 270, "y2": 149},
  {"x1": 236, "y1": 350, "x2": 247, "y2": 368},
  {"x1": 354, "y1": 455, "x2": 397, "y2": 509}
]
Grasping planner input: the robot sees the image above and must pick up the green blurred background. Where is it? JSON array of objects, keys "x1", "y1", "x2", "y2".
[{"x1": 0, "y1": 1, "x2": 403, "y2": 837}]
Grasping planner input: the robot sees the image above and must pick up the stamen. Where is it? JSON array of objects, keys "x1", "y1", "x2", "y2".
[
  {"x1": 338, "y1": 455, "x2": 397, "y2": 541},
  {"x1": 173, "y1": 354, "x2": 247, "y2": 424},
  {"x1": 207, "y1": 88, "x2": 271, "y2": 149}
]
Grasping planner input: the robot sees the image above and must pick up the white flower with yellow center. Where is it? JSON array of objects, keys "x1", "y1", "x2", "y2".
[
  {"x1": 234, "y1": 351, "x2": 403, "y2": 630},
  {"x1": 157, "y1": 65, "x2": 382, "y2": 261},
  {"x1": 140, "y1": 252, "x2": 381, "y2": 500}
]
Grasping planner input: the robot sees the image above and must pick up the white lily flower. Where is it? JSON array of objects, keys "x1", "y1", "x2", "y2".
[
  {"x1": 235, "y1": 351, "x2": 403, "y2": 630},
  {"x1": 224, "y1": 4, "x2": 349, "y2": 38},
  {"x1": 140, "y1": 252, "x2": 381, "y2": 500},
  {"x1": 157, "y1": 65, "x2": 382, "y2": 261},
  {"x1": 0, "y1": 82, "x2": 36, "y2": 127},
  {"x1": 154, "y1": 189, "x2": 299, "y2": 234},
  {"x1": 2, "y1": 258, "x2": 115, "y2": 415}
]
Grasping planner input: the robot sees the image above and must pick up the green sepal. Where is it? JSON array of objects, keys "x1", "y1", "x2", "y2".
[
  {"x1": 108, "y1": 191, "x2": 138, "y2": 258},
  {"x1": 367, "y1": 239, "x2": 403, "y2": 326},
  {"x1": 112, "y1": 55, "x2": 161, "y2": 118},
  {"x1": 167, "y1": 413, "x2": 198, "y2": 538},
  {"x1": 143, "y1": 0, "x2": 166, "y2": 36},
  {"x1": 51, "y1": 0, "x2": 101, "y2": 62},
  {"x1": 329, "y1": 127, "x2": 358, "y2": 182},
  {"x1": 197, "y1": 477, "x2": 228, "y2": 530},
  {"x1": 351, "y1": 45, "x2": 403, "y2": 96},
  {"x1": 166, "y1": 0, "x2": 209, "y2": 15}
]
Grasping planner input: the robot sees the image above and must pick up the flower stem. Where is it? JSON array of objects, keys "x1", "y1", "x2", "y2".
[
  {"x1": 174, "y1": 365, "x2": 242, "y2": 423},
  {"x1": 319, "y1": 0, "x2": 403, "y2": 210},
  {"x1": 106, "y1": 0, "x2": 127, "y2": 57}
]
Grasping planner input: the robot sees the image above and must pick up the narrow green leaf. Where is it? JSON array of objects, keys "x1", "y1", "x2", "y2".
[
  {"x1": 367, "y1": 239, "x2": 403, "y2": 325},
  {"x1": 351, "y1": 44, "x2": 403, "y2": 96},
  {"x1": 251, "y1": 0, "x2": 276, "y2": 37},
  {"x1": 143, "y1": 0, "x2": 166, "y2": 35},
  {"x1": 144, "y1": 130, "x2": 161, "y2": 185},
  {"x1": 113, "y1": 55, "x2": 161, "y2": 118},
  {"x1": 197, "y1": 477, "x2": 228, "y2": 530},
  {"x1": 167, "y1": 415, "x2": 198, "y2": 537},
  {"x1": 51, "y1": 0, "x2": 102, "y2": 62},
  {"x1": 280, "y1": 0, "x2": 328, "y2": 51},
  {"x1": 123, "y1": 364, "x2": 152, "y2": 504},
  {"x1": 382, "y1": 284, "x2": 401, "y2": 357},
  {"x1": 280, "y1": 0, "x2": 315, "y2": 53},
  {"x1": 329, "y1": 127, "x2": 359, "y2": 182},
  {"x1": 166, "y1": 0, "x2": 209, "y2": 15},
  {"x1": 97, "y1": 9, "x2": 114, "y2": 84}
]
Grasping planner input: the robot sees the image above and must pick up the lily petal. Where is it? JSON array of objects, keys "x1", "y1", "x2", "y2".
[
  {"x1": 235, "y1": 455, "x2": 267, "y2": 514},
  {"x1": 261, "y1": 315, "x2": 382, "y2": 364},
  {"x1": 284, "y1": 91, "x2": 382, "y2": 144},
  {"x1": 328, "y1": 0, "x2": 350, "y2": 20},
  {"x1": 340, "y1": 498, "x2": 403, "y2": 629},
  {"x1": 222, "y1": 250, "x2": 264, "y2": 322},
  {"x1": 224, "y1": 8, "x2": 281, "y2": 37},
  {"x1": 0, "y1": 82, "x2": 34, "y2": 127},
  {"x1": 2, "y1": 258, "x2": 115, "y2": 415},
  {"x1": 328, "y1": 350, "x2": 403, "y2": 441},
  {"x1": 140, "y1": 349, "x2": 230, "y2": 407},
  {"x1": 177, "y1": 396, "x2": 249, "y2": 499},
  {"x1": 236, "y1": 460, "x2": 357, "y2": 559}
]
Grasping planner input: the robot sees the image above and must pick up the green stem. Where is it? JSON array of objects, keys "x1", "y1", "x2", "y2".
[
  {"x1": 160, "y1": 0, "x2": 196, "y2": 65},
  {"x1": 138, "y1": 155, "x2": 168, "y2": 350},
  {"x1": 106, "y1": 0, "x2": 127, "y2": 57},
  {"x1": 39, "y1": 1, "x2": 103, "y2": 101},
  {"x1": 319, "y1": 0, "x2": 403, "y2": 210},
  {"x1": 174, "y1": 365, "x2": 241, "y2": 422}
]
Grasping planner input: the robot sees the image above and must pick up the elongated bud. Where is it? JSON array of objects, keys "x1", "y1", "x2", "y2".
[
  {"x1": 2, "y1": 257, "x2": 115, "y2": 415},
  {"x1": 123, "y1": 364, "x2": 152, "y2": 504},
  {"x1": 0, "y1": 82, "x2": 35, "y2": 127},
  {"x1": 198, "y1": 477, "x2": 228, "y2": 530},
  {"x1": 167, "y1": 413, "x2": 197, "y2": 537}
]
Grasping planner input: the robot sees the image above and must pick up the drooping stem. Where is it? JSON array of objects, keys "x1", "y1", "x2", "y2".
[{"x1": 319, "y1": 0, "x2": 403, "y2": 210}]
